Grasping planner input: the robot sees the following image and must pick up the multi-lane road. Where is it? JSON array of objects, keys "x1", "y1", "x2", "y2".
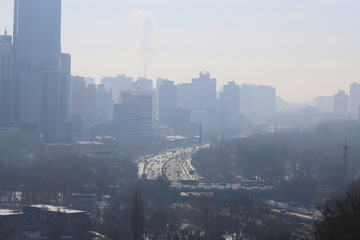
[
  {"x1": 138, "y1": 147, "x2": 200, "y2": 184},
  {"x1": 137, "y1": 145, "x2": 273, "y2": 190}
]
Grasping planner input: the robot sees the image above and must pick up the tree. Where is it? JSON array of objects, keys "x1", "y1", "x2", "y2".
[
  {"x1": 315, "y1": 180, "x2": 360, "y2": 240},
  {"x1": 131, "y1": 189, "x2": 144, "y2": 240}
]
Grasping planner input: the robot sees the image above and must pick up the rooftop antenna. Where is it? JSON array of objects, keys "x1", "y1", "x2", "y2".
[{"x1": 4, "y1": 25, "x2": 7, "y2": 35}]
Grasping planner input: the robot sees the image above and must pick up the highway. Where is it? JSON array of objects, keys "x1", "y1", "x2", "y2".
[
  {"x1": 137, "y1": 145, "x2": 274, "y2": 191},
  {"x1": 137, "y1": 147, "x2": 200, "y2": 184}
]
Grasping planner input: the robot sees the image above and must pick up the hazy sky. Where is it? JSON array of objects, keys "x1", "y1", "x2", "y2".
[{"x1": 0, "y1": 0, "x2": 359, "y2": 102}]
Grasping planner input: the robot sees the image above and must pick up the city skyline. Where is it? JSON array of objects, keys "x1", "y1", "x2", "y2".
[{"x1": 0, "y1": 0, "x2": 359, "y2": 102}]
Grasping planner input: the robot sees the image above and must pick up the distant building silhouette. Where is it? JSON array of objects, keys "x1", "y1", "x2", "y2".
[
  {"x1": 313, "y1": 96, "x2": 334, "y2": 113},
  {"x1": 132, "y1": 77, "x2": 153, "y2": 91},
  {"x1": 221, "y1": 81, "x2": 240, "y2": 119},
  {"x1": 96, "y1": 84, "x2": 113, "y2": 122},
  {"x1": 191, "y1": 71, "x2": 216, "y2": 110},
  {"x1": 101, "y1": 74, "x2": 133, "y2": 104},
  {"x1": 350, "y1": 83, "x2": 360, "y2": 117},
  {"x1": 114, "y1": 92, "x2": 153, "y2": 144},
  {"x1": 159, "y1": 81, "x2": 177, "y2": 123},
  {"x1": 334, "y1": 90, "x2": 349, "y2": 116},
  {"x1": 177, "y1": 83, "x2": 197, "y2": 112},
  {"x1": 240, "y1": 84, "x2": 276, "y2": 121}
]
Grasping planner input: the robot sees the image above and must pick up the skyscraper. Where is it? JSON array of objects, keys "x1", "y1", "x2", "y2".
[
  {"x1": 0, "y1": 30, "x2": 13, "y2": 124},
  {"x1": 13, "y1": 0, "x2": 70, "y2": 142},
  {"x1": 13, "y1": 0, "x2": 62, "y2": 70}
]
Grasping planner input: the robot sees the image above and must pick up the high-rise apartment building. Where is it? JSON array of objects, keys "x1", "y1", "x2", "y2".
[
  {"x1": 256, "y1": 85, "x2": 276, "y2": 120},
  {"x1": 116, "y1": 92, "x2": 153, "y2": 144},
  {"x1": 350, "y1": 83, "x2": 360, "y2": 116},
  {"x1": 177, "y1": 83, "x2": 197, "y2": 112},
  {"x1": 221, "y1": 81, "x2": 240, "y2": 119},
  {"x1": 191, "y1": 71, "x2": 216, "y2": 110},
  {"x1": 334, "y1": 90, "x2": 349, "y2": 116},
  {"x1": 240, "y1": 84, "x2": 256, "y2": 119},
  {"x1": 96, "y1": 84, "x2": 113, "y2": 122},
  {"x1": 240, "y1": 84, "x2": 276, "y2": 121},
  {"x1": 159, "y1": 81, "x2": 177, "y2": 123}
]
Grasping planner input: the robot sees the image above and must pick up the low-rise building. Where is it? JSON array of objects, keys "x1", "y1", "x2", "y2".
[{"x1": 23, "y1": 204, "x2": 91, "y2": 239}]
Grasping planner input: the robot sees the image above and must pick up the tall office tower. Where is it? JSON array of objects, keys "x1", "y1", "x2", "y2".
[
  {"x1": 13, "y1": 0, "x2": 70, "y2": 142},
  {"x1": 13, "y1": 0, "x2": 62, "y2": 70},
  {"x1": 221, "y1": 81, "x2": 240, "y2": 119},
  {"x1": 334, "y1": 90, "x2": 349, "y2": 116},
  {"x1": 117, "y1": 92, "x2": 153, "y2": 144},
  {"x1": 96, "y1": 84, "x2": 113, "y2": 122},
  {"x1": 350, "y1": 83, "x2": 360, "y2": 116},
  {"x1": 159, "y1": 81, "x2": 178, "y2": 123},
  {"x1": 239, "y1": 84, "x2": 256, "y2": 119},
  {"x1": 132, "y1": 77, "x2": 153, "y2": 91},
  {"x1": 191, "y1": 71, "x2": 216, "y2": 110},
  {"x1": 101, "y1": 74, "x2": 133, "y2": 104},
  {"x1": 0, "y1": 30, "x2": 13, "y2": 124},
  {"x1": 255, "y1": 85, "x2": 276, "y2": 120}
]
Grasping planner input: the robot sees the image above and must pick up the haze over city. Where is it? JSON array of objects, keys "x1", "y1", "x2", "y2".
[
  {"x1": 2, "y1": 1, "x2": 360, "y2": 239},
  {"x1": 1, "y1": 0, "x2": 359, "y2": 101}
]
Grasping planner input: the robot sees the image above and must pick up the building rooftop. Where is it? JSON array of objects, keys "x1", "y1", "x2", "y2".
[
  {"x1": 0, "y1": 209, "x2": 22, "y2": 216},
  {"x1": 28, "y1": 205, "x2": 87, "y2": 214}
]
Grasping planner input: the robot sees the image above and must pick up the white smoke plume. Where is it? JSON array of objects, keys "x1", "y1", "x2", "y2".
[{"x1": 128, "y1": 10, "x2": 159, "y2": 65}]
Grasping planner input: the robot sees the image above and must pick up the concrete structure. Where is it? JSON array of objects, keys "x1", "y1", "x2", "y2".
[
  {"x1": 156, "y1": 78, "x2": 171, "y2": 117},
  {"x1": 23, "y1": 204, "x2": 91, "y2": 239},
  {"x1": 334, "y1": 90, "x2": 349, "y2": 116},
  {"x1": 350, "y1": 82, "x2": 360, "y2": 117},
  {"x1": 71, "y1": 194, "x2": 96, "y2": 215},
  {"x1": 221, "y1": 81, "x2": 240, "y2": 119},
  {"x1": 114, "y1": 92, "x2": 153, "y2": 144},
  {"x1": 191, "y1": 71, "x2": 216, "y2": 110},
  {"x1": 96, "y1": 84, "x2": 113, "y2": 122},
  {"x1": 240, "y1": 84, "x2": 256, "y2": 119},
  {"x1": 0, "y1": 209, "x2": 23, "y2": 239},
  {"x1": 178, "y1": 83, "x2": 197, "y2": 112},
  {"x1": 132, "y1": 77, "x2": 153, "y2": 91},
  {"x1": 313, "y1": 96, "x2": 334, "y2": 113},
  {"x1": 101, "y1": 74, "x2": 133, "y2": 104},
  {"x1": 255, "y1": 85, "x2": 276, "y2": 120},
  {"x1": 159, "y1": 81, "x2": 178, "y2": 123},
  {"x1": 240, "y1": 84, "x2": 276, "y2": 121}
]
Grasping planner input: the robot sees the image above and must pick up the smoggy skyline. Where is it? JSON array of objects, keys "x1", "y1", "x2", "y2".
[{"x1": 1, "y1": 0, "x2": 359, "y2": 102}]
